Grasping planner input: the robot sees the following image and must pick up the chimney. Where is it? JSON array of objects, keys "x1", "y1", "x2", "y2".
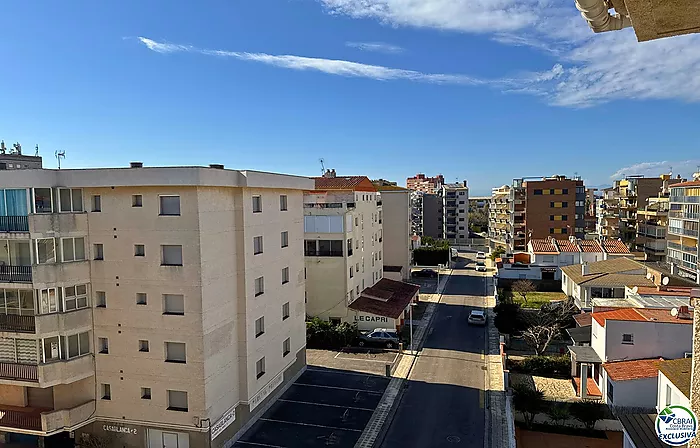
[
  {"x1": 582, "y1": 262, "x2": 590, "y2": 276},
  {"x1": 209, "y1": 164, "x2": 224, "y2": 169},
  {"x1": 679, "y1": 305, "x2": 691, "y2": 319},
  {"x1": 463, "y1": 180, "x2": 467, "y2": 187},
  {"x1": 130, "y1": 162, "x2": 143, "y2": 168},
  {"x1": 331, "y1": 169, "x2": 336, "y2": 177}
]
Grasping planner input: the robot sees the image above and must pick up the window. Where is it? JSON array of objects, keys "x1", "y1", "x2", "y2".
[
  {"x1": 35, "y1": 238, "x2": 56, "y2": 264},
  {"x1": 59, "y1": 188, "x2": 83, "y2": 212},
  {"x1": 0, "y1": 289, "x2": 34, "y2": 316},
  {"x1": 161, "y1": 245, "x2": 183, "y2": 266},
  {"x1": 94, "y1": 243, "x2": 104, "y2": 260},
  {"x1": 64, "y1": 284, "x2": 88, "y2": 311},
  {"x1": 348, "y1": 239, "x2": 353, "y2": 256},
  {"x1": 255, "y1": 317, "x2": 265, "y2": 337},
  {"x1": 622, "y1": 333, "x2": 634, "y2": 344},
  {"x1": 459, "y1": 217, "x2": 465, "y2": 221},
  {"x1": 163, "y1": 294, "x2": 185, "y2": 315},
  {"x1": 255, "y1": 277, "x2": 264, "y2": 297},
  {"x1": 256, "y1": 357, "x2": 265, "y2": 379},
  {"x1": 607, "y1": 380, "x2": 614, "y2": 403},
  {"x1": 134, "y1": 244, "x2": 145, "y2": 257},
  {"x1": 254, "y1": 236, "x2": 263, "y2": 255},
  {"x1": 459, "y1": 226, "x2": 464, "y2": 230},
  {"x1": 304, "y1": 239, "x2": 343, "y2": 256},
  {"x1": 459, "y1": 191, "x2": 465, "y2": 195},
  {"x1": 349, "y1": 266, "x2": 354, "y2": 278},
  {"x1": 534, "y1": 189, "x2": 543, "y2": 195},
  {"x1": 66, "y1": 331, "x2": 90, "y2": 359},
  {"x1": 167, "y1": 390, "x2": 188, "y2": 412},
  {"x1": 159, "y1": 196, "x2": 181, "y2": 216},
  {"x1": 252, "y1": 196, "x2": 262, "y2": 213},
  {"x1": 355, "y1": 217, "x2": 359, "y2": 226},
  {"x1": 562, "y1": 215, "x2": 568, "y2": 221},
  {"x1": 132, "y1": 195, "x2": 143, "y2": 207},
  {"x1": 92, "y1": 195, "x2": 101, "y2": 212},
  {"x1": 550, "y1": 215, "x2": 555, "y2": 221},
  {"x1": 282, "y1": 302, "x2": 290, "y2": 320},
  {"x1": 562, "y1": 188, "x2": 568, "y2": 194},
  {"x1": 165, "y1": 342, "x2": 186, "y2": 363},
  {"x1": 303, "y1": 215, "x2": 344, "y2": 233},
  {"x1": 61, "y1": 237, "x2": 85, "y2": 262},
  {"x1": 280, "y1": 195, "x2": 288, "y2": 211},
  {"x1": 550, "y1": 228, "x2": 555, "y2": 234},
  {"x1": 282, "y1": 267, "x2": 290, "y2": 284},
  {"x1": 101, "y1": 384, "x2": 111, "y2": 400},
  {"x1": 96, "y1": 291, "x2": 106, "y2": 308},
  {"x1": 98, "y1": 337, "x2": 109, "y2": 354},
  {"x1": 38, "y1": 287, "x2": 58, "y2": 314},
  {"x1": 283, "y1": 338, "x2": 291, "y2": 357},
  {"x1": 139, "y1": 340, "x2": 150, "y2": 352},
  {"x1": 356, "y1": 285, "x2": 359, "y2": 295},
  {"x1": 562, "y1": 201, "x2": 568, "y2": 207},
  {"x1": 356, "y1": 262, "x2": 360, "y2": 272},
  {"x1": 33, "y1": 188, "x2": 53, "y2": 213},
  {"x1": 136, "y1": 293, "x2": 147, "y2": 305},
  {"x1": 141, "y1": 387, "x2": 152, "y2": 400},
  {"x1": 459, "y1": 201, "x2": 465, "y2": 204},
  {"x1": 281, "y1": 231, "x2": 289, "y2": 248},
  {"x1": 379, "y1": 250, "x2": 382, "y2": 260}
]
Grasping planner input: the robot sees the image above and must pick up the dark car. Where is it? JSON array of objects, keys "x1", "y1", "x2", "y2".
[
  {"x1": 357, "y1": 328, "x2": 400, "y2": 348},
  {"x1": 412, "y1": 269, "x2": 438, "y2": 278}
]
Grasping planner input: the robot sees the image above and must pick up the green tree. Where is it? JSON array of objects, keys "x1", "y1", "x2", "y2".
[
  {"x1": 494, "y1": 302, "x2": 527, "y2": 336},
  {"x1": 546, "y1": 402, "x2": 570, "y2": 426},
  {"x1": 570, "y1": 400, "x2": 607, "y2": 431},
  {"x1": 512, "y1": 383, "x2": 545, "y2": 428},
  {"x1": 490, "y1": 246, "x2": 506, "y2": 261}
]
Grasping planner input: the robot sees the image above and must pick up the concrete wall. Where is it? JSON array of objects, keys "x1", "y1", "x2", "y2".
[
  {"x1": 657, "y1": 371, "x2": 690, "y2": 413},
  {"x1": 0, "y1": 384, "x2": 27, "y2": 407},
  {"x1": 604, "y1": 373, "x2": 657, "y2": 408},
  {"x1": 380, "y1": 190, "x2": 411, "y2": 280},
  {"x1": 422, "y1": 194, "x2": 442, "y2": 239},
  {"x1": 605, "y1": 320, "x2": 693, "y2": 362}
]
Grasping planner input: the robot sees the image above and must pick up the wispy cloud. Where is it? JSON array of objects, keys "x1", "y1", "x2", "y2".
[
  {"x1": 610, "y1": 160, "x2": 700, "y2": 179},
  {"x1": 346, "y1": 41, "x2": 405, "y2": 53}
]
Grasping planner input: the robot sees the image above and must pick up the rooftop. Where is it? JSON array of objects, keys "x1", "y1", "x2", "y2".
[
  {"x1": 561, "y1": 257, "x2": 645, "y2": 285},
  {"x1": 658, "y1": 358, "x2": 692, "y2": 398},
  {"x1": 573, "y1": 312, "x2": 592, "y2": 327},
  {"x1": 556, "y1": 239, "x2": 579, "y2": 252},
  {"x1": 579, "y1": 240, "x2": 603, "y2": 253},
  {"x1": 601, "y1": 239, "x2": 632, "y2": 254},
  {"x1": 672, "y1": 180, "x2": 700, "y2": 188},
  {"x1": 635, "y1": 286, "x2": 692, "y2": 297},
  {"x1": 603, "y1": 358, "x2": 662, "y2": 382},
  {"x1": 314, "y1": 176, "x2": 377, "y2": 192},
  {"x1": 348, "y1": 278, "x2": 420, "y2": 319},
  {"x1": 530, "y1": 239, "x2": 558, "y2": 254},
  {"x1": 619, "y1": 414, "x2": 667, "y2": 448},
  {"x1": 592, "y1": 307, "x2": 693, "y2": 327}
]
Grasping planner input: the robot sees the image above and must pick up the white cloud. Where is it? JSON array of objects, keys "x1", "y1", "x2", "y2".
[
  {"x1": 346, "y1": 41, "x2": 405, "y2": 53},
  {"x1": 137, "y1": 37, "x2": 192, "y2": 54},
  {"x1": 610, "y1": 160, "x2": 700, "y2": 179}
]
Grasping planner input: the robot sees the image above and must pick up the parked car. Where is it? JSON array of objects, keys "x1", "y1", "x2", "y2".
[
  {"x1": 468, "y1": 310, "x2": 487, "y2": 326},
  {"x1": 412, "y1": 269, "x2": 438, "y2": 278},
  {"x1": 357, "y1": 328, "x2": 400, "y2": 348},
  {"x1": 476, "y1": 261, "x2": 486, "y2": 272},
  {"x1": 476, "y1": 251, "x2": 486, "y2": 259}
]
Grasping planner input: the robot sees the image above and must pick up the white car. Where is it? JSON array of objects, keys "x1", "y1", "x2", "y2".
[
  {"x1": 468, "y1": 310, "x2": 487, "y2": 325},
  {"x1": 476, "y1": 261, "x2": 487, "y2": 272},
  {"x1": 476, "y1": 252, "x2": 486, "y2": 260}
]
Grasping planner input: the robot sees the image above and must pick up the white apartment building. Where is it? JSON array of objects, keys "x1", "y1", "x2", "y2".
[
  {"x1": 0, "y1": 163, "x2": 311, "y2": 448},
  {"x1": 374, "y1": 185, "x2": 411, "y2": 281},
  {"x1": 304, "y1": 173, "x2": 384, "y2": 324},
  {"x1": 440, "y1": 183, "x2": 469, "y2": 244}
]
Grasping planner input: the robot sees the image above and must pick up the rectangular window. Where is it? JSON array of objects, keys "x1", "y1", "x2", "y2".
[
  {"x1": 562, "y1": 189, "x2": 568, "y2": 194},
  {"x1": 534, "y1": 189, "x2": 543, "y2": 195},
  {"x1": 161, "y1": 245, "x2": 183, "y2": 266},
  {"x1": 101, "y1": 384, "x2": 111, "y2": 400},
  {"x1": 255, "y1": 277, "x2": 264, "y2": 296},
  {"x1": 549, "y1": 228, "x2": 555, "y2": 234},
  {"x1": 134, "y1": 244, "x2": 145, "y2": 257},
  {"x1": 282, "y1": 267, "x2": 290, "y2": 284},
  {"x1": 356, "y1": 285, "x2": 359, "y2": 296},
  {"x1": 61, "y1": 237, "x2": 85, "y2": 262},
  {"x1": 562, "y1": 201, "x2": 568, "y2": 207},
  {"x1": 141, "y1": 387, "x2": 152, "y2": 400},
  {"x1": 163, "y1": 294, "x2": 185, "y2": 315},
  {"x1": 562, "y1": 215, "x2": 568, "y2": 221},
  {"x1": 350, "y1": 266, "x2": 354, "y2": 278},
  {"x1": 36, "y1": 238, "x2": 56, "y2": 264},
  {"x1": 282, "y1": 302, "x2": 290, "y2": 320},
  {"x1": 159, "y1": 196, "x2": 181, "y2": 216},
  {"x1": 348, "y1": 239, "x2": 353, "y2": 256},
  {"x1": 283, "y1": 338, "x2": 291, "y2": 357},
  {"x1": 93, "y1": 243, "x2": 104, "y2": 261},
  {"x1": 66, "y1": 331, "x2": 90, "y2": 358},
  {"x1": 132, "y1": 195, "x2": 143, "y2": 207},
  {"x1": 255, "y1": 316, "x2": 265, "y2": 337},
  {"x1": 254, "y1": 236, "x2": 263, "y2": 255},
  {"x1": 666, "y1": 385, "x2": 672, "y2": 406},
  {"x1": 256, "y1": 357, "x2": 265, "y2": 379},
  {"x1": 33, "y1": 188, "x2": 53, "y2": 213},
  {"x1": 139, "y1": 340, "x2": 149, "y2": 352},
  {"x1": 280, "y1": 195, "x2": 288, "y2": 211},
  {"x1": 379, "y1": 250, "x2": 382, "y2": 260},
  {"x1": 252, "y1": 196, "x2": 262, "y2": 213},
  {"x1": 92, "y1": 195, "x2": 101, "y2": 212},
  {"x1": 59, "y1": 188, "x2": 83, "y2": 212},
  {"x1": 622, "y1": 333, "x2": 634, "y2": 344},
  {"x1": 607, "y1": 380, "x2": 614, "y2": 403},
  {"x1": 64, "y1": 284, "x2": 88, "y2": 311},
  {"x1": 281, "y1": 231, "x2": 289, "y2": 248},
  {"x1": 167, "y1": 390, "x2": 188, "y2": 412},
  {"x1": 165, "y1": 342, "x2": 186, "y2": 363},
  {"x1": 136, "y1": 293, "x2": 147, "y2": 305},
  {"x1": 356, "y1": 262, "x2": 360, "y2": 272},
  {"x1": 95, "y1": 291, "x2": 106, "y2": 308},
  {"x1": 98, "y1": 337, "x2": 109, "y2": 354}
]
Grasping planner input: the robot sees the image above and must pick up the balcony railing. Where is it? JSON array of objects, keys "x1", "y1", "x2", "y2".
[
  {"x1": 0, "y1": 362, "x2": 38, "y2": 382},
  {"x1": 0, "y1": 216, "x2": 29, "y2": 233},
  {"x1": 670, "y1": 195, "x2": 700, "y2": 203},
  {"x1": 669, "y1": 211, "x2": 700, "y2": 220},
  {"x1": 0, "y1": 407, "x2": 42, "y2": 431},
  {"x1": 669, "y1": 227, "x2": 700, "y2": 238},
  {"x1": 668, "y1": 242, "x2": 698, "y2": 254},
  {"x1": 0, "y1": 314, "x2": 35, "y2": 333},
  {"x1": 0, "y1": 265, "x2": 32, "y2": 283}
]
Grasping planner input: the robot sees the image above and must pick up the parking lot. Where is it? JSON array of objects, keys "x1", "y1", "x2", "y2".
[
  {"x1": 308, "y1": 348, "x2": 401, "y2": 376},
  {"x1": 234, "y1": 367, "x2": 390, "y2": 448}
]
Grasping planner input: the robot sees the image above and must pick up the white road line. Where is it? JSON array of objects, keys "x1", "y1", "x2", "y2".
[
  {"x1": 259, "y1": 418, "x2": 363, "y2": 432},
  {"x1": 235, "y1": 441, "x2": 285, "y2": 448},
  {"x1": 278, "y1": 399, "x2": 375, "y2": 411},
  {"x1": 293, "y1": 383, "x2": 385, "y2": 394},
  {"x1": 306, "y1": 366, "x2": 390, "y2": 378},
  {"x1": 334, "y1": 354, "x2": 396, "y2": 363}
]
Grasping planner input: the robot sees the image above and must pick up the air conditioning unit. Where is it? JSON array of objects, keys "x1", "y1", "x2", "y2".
[{"x1": 685, "y1": 352, "x2": 693, "y2": 358}]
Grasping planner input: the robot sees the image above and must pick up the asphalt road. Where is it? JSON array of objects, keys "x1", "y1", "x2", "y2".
[{"x1": 380, "y1": 255, "x2": 491, "y2": 448}]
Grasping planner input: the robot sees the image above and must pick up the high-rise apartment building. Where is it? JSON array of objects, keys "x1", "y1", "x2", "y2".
[
  {"x1": 406, "y1": 174, "x2": 444, "y2": 194},
  {"x1": 668, "y1": 175, "x2": 700, "y2": 284},
  {"x1": 488, "y1": 185, "x2": 511, "y2": 250},
  {"x1": 468, "y1": 196, "x2": 489, "y2": 233},
  {"x1": 440, "y1": 183, "x2": 469, "y2": 243},
  {"x1": 373, "y1": 184, "x2": 411, "y2": 281},
  {"x1": 420, "y1": 194, "x2": 443, "y2": 239},
  {"x1": 635, "y1": 175, "x2": 681, "y2": 261},
  {"x1": 0, "y1": 163, "x2": 310, "y2": 448}
]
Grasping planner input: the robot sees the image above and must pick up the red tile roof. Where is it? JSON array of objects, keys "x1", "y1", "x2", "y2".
[
  {"x1": 313, "y1": 176, "x2": 377, "y2": 192},
  {"x1": 530, "y1": 239, "x2": 558, "y2": 254},
  {"x1": 579, "y1": 240, "x2": 603, "y2": 252},
  {"x1": 348, "y1": 278, "x2": 420, "y2": 319},
  {"x1": 557, "y1": 239, "x2": 579, "y2": 252},
  {"x1": 592, "y1": 307, "x2": 694, "y2": 327},
  {"x1": 672, "y1": 180, "x2": 700, "y2": 188},
  {"x1": 573, "y1": 312, "x2": 592, "y2": 327},
  {"x1": 602, "y1": 239, "x2": 631, "y2": 254},
  {"x1": 603, "y1": 358, "x2": 663, "y2": 381},
  {"x1": 593, "y1": 308, "x2": 647, "y2": 326}
]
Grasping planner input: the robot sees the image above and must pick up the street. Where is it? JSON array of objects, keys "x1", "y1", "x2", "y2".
[{"x1": 380, "y1": 254, "x2": 492, "y2": 448}]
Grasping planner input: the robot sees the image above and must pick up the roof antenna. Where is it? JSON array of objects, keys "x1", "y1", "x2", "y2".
[
  {"x1": 35, "y1": 145, "x2": 39, "y2": 157},
  {"x1": 55, "y1": 150, "x2": 66, "y2": 169},
  {"x1": 319, "y1": 158, "x2": 325, "y2": 176}
]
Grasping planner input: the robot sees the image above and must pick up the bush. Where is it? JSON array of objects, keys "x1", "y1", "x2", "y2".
[
  {"x1": 521, "y1": 355, "x2": 570, "y2": 377},
  {"x1": 512, "y1": 383, "x2": 545, "y2": 428},
  {"x1": 570, "y1": 400, "x2": 607, "y2": 430},
  {"x1": 546, "y1": 402, "x2": 570, "y2": 426},
  {"x1": 494, "y1": 302, "x2": 527, "y2": 336},
  {"x1": 306, "y1": 318, "x2": 358, "y2": 349}
]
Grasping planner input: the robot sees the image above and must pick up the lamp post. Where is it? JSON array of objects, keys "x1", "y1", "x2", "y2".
[{"x1": 409, "y1": 301, "x2": 414, "y2": 352}]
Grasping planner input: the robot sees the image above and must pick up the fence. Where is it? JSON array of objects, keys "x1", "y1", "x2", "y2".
[
  {"x1": 0, "y1": 265, "x2": 32, "y2": 283},
  {"x1": 0, "y1": 216, "x2": 29, "y2": 232}
]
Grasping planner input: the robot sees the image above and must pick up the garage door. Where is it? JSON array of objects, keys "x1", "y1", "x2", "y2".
[{"x1": 147, "y1": 429, "x2": 189, "y2": 448}]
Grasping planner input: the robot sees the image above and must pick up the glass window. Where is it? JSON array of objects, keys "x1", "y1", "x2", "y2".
[
  {"x1": 44, "y1": 336, "x2": 61, "y2": 362},
  {"x1": 139, "y1": 340, "x2": 150, "y2": 352},
  {"x1": 61, "y1": 237, "x2": 85, "y2": 262},
  {"x1": 98, "y1": 337, "x2": 109, "y2": 354},
  {"x1": 281, "y1": 231, "x2": 289, "y2": 248},
  {"x1": 280, "y1": 195, "x2": 288, "y2": 211},
  {"x1": 163, "y1": 294, "x2": 185, "y2": 315},
  {"x1": 36, "y1": 238, "x2": 56, "y2": 264},
  {"x1": 132, "y1": 195, "x2": 143, "y2": 207},
  {"x1": 59, "y1": 188, "x2": 83, "y2": 212},
  {"x1": 33, "y1": 188, "x2": 53, "y2": 213},
  {"x1": 66, "y1": 331, "x2": 90, "y2": 359},
  {"x1": 39, "y1": 288, "x2": 58, "y2": 314},
  {"x1": 64, "y1": 284, "x2": 88, "y2": 311},
  {"x1": 255, "y1": 277, "x2": 264, "y2": 296},
  {"x1": 161, "y1": 245, "x2": 183, "y2": 266},
  {"x1": 252, "y1": 196, "x2": 262, "y2": 213},
  {"x1": 283, "y1": 338, "x2": 290, "y2": 357},
  {"x1": 102, "y1": 384, "x2": 111, "y2": 400},
  {"x1": 282, "y1": 267, "x2": 290, "y2": 284},
  {"x1": 95, "y1": 291, "x2": 106, "y2": 308},
  {"x1": 159, "y1": 196, "x2": 181, "y2": 216},
  {"x1": 141, "y1": 387, "x2": 152, "y2": 400},
  {"x1": 167, "y1": 390, "x2": 188, "y2": 411},
  {"x1": 254, "y1": 236, "x2": 263, "y2": 255},
  {"x1": 282, "y1": 302, "x2": 290, "y2": 320},
  {"x1": 255, "y1": 317, "x2": 264, "y2": 337},
  {"x1": 136, "y1": 293, "x2": 147, "y2": 305},
  {"x1": 165, "y1": 342, "x2": 186, "y2": 363},
  {"x1": 92, "y1": 195, "x2": 101, "y2": 212},
  {"x1": 256, "y1": 357, "x2": 265, "y2": 379},
  {"x1": 94, "y1": 243, "x2": 104, "y2": 260},
  {"x1": 134, "y1": 244, "x2": 145, "y2": 257}
]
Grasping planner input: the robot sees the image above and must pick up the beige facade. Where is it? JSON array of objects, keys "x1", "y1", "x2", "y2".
[
  {"x1": 0, "y1": 166, "x2": 311, "y2": 447},
  {"x1": 375, "y1": 187, "x2": 411, "y2": 281}
]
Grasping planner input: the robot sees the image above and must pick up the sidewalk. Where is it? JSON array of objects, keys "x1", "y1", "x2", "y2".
[
  {"x1": 486, "y1": 277, "x2": 511, "y2": 448},
  {"x1": 354, "y1": 269, "x2": 452, "y2": 448}
]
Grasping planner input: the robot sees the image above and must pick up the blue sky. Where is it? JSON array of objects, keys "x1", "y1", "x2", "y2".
[{"x1": 2, "y1": 1, "x2": 700, "y2": 195}]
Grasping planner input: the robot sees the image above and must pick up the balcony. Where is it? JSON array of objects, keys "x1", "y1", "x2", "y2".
[
  {"x1": 0, "y1": 265, "x2": 32, "y2": 283},
  {"x1": 28, "y1": 213, "x2": 88, "y2": 236},
  {"x1": 0, "y1": 400, "x2": 95, "y2": 434},
  {"x1": 35, "y1": 308, "x2": 92, "y2": 335},
  {"x1": 0, "y1": 314, "x2": 35, "y2": 333},
  {"x1": 33, "y1": 260, "x2": 90, "y2": 285},
  {"x1": 41, "y1": 400, "x2": 95, "y2": 434},
  {"x1": 0, "y1": 216, "x2": 29, "y2": 233},
  {"x1": 38, "y1": 354, "x2": 95, "y2": 387},
  {"x1": 670, "y1": 195, "x2": 700, "y2": 203},
  {"x1": 669, "y1": 211, "x2": 700, "y2": 220},
  {"x1": 669, "y1": 227, "x2": 700, "y2": 238},
  {"x1": 668, "y1": 241, "x2": 698, "y2": 254}
]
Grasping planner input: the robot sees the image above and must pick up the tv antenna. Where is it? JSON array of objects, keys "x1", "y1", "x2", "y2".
[
  {"x1": 35, "y1": 145, "x2": 39, "y2": 157},
  {"x1": 319, "y1": 158, "x2": 326, "y2": 175},
  {"x1": 55, "y1": 151, "x2": 66, "y2": 169}
]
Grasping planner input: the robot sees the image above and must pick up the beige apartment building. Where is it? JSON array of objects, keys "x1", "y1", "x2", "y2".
[
  {"x1": 488, "y1": 185, "x2": 511, "y2": 250},
  {"x1": 373, "y1": 184, "x2": 411, "y2": 281},
  {"x1": 0, "y1": 162, "x2": 311, "y2": 448}
]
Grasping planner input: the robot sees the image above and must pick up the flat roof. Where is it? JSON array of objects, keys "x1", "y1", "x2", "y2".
[
  {"x1": 566, "y1": 326, "x2": 591, "y2": 344},
  {"x1": 619, "y1": 414, "x2": 667, "y2": 448},
  {"x1": 568, "y1": 345, "x2": 602, "y2": 363}
]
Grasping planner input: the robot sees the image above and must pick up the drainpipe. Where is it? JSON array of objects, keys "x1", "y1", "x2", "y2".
[{"x1": 574, "y1": 0, "x2": 632, "y2": 33}]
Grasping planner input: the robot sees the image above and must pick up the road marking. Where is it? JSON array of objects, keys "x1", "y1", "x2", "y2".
[
  {"x1": 306, "y1": 367, "x2": 387, "y2": 378},
  {"x1": 235, "y1": 442, "x2": 285, "y2": 448},
  {"x1": 259, "y1": 418, "x2": 363, "y2": 432},
  {"x1": 278, "y1": 399, "x2": 375, "y2": 411},
  {"x1": 293, "y1": 383, "x2": 384, "y2": 394}
]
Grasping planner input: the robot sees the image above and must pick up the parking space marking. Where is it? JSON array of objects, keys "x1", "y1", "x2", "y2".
[
  {"x1": 260, "y1": 418, "x2": 363, "y2": 432},
  {"x1": 293, "y1": 383, "x2": 384, "y2": 394},
  {"x1": 306, "y1": 366, "x2": 391, "y2": 378},
  {"x1": 278, "y1": 399, "x2": 375, "y2": 411},
  {"x1": 236, "y1": 442, "x2": 285, "y2": 448},
  {"x1": 333, "y1": 351, "x2": 399, "y2": 364}
]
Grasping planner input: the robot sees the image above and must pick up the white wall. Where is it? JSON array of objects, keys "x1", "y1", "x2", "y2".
[
  {"x1": 605, "y1": 320, "x2": 693, "y2": 362},
  {"x1": 379, "y1": 190, "x2": 411, "y2": 280},
  {"x1": 657, "y1": 371, "x2": 691, "y2": 413},
  {"x1": 591, "y1": 319, "x2": 606, "y2": 361},
  {"x1": 604, "y1": 372, "x2": 657, "y2": 408},
  {"x1": 498, "y1": 267, "x2": 542, "y2": 280}
]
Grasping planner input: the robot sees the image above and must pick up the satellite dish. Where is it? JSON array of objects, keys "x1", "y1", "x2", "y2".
[
  {"x1": 632, "y1": 286, "x2": 639, "y2": 293},
  {"x1": 662, "y1": 276, "x2": 670, "y2": 286},
  {"x1": 671, "y1": 308, "x2": 679, "y2": 317},
  {"x1": 646, "y1": 272, "x2": 652, "y2": 279}
]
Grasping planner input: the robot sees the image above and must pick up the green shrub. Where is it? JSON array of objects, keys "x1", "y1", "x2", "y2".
[
  {"x1": 306, "y1": 318, "x2": 358, "y2": 349},
  {"x1": 512, "y1": 383, "x2": 544, "y2": 428},
  {"x1": 546, "y1": 402, "x2": 570, "y2": 426},
  {"x1": 521, "y1": 355, "x2": 570, "y2": 377},
  {"x1": 494, "y1": 302, "x2": 526, "y2": 335},
  {"x1": 570, "y1": 400, "x2": 607, "y2": 430}
]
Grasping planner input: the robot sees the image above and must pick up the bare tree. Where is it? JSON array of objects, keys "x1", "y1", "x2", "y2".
[
  {"x1": 79, "y1": 433, "x2": 115, "y2": 448},
  {"x1": 522, "y1": 299, "x2": 577, "y2": 355},
  {"x1": 512, "y1": 280, "x2": 536, "y2": 304}
]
